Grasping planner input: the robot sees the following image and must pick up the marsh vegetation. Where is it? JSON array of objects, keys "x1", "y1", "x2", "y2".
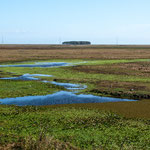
[
  {"x1": 0, "y1": 106, "x2": 150, "y2": 150},
  {"x1": 0, "y1": 45, "x2": 150, "y2": 149}
]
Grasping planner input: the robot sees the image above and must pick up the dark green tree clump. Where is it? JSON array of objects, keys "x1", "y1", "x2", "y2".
[{"x1": 62, "y1": 41, "x2": 91, "y2": 45}]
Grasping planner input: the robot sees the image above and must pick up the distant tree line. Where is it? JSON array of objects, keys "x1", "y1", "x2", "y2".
[{"x1": 62, "y1": 41, "x2": 91, "y2": 45}]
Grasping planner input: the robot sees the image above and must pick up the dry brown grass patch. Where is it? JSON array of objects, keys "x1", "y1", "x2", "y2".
[
  {"x1": 0, "y1": 136, "x2": 79, "y2": 150},
  {"x1": 1, "y1": 45, "x2": 150, "y2": 63},
  {"x1": 71, "y1": 61, "x2": 150, "y2": 77}
]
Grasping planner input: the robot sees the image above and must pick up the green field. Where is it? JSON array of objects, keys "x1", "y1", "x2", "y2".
[
  {"x1": 0, "y1": 55, "x2": 150, "y2": 149},
  {"x1": 0, "y1": 106, "x2": 150, "y2": 150}
]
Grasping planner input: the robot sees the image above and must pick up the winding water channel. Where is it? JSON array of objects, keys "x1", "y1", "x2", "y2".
[{"x1": 0, "y1": 62, "x2": 136, "y2": 106}]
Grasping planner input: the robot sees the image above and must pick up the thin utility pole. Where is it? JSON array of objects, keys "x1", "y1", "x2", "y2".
[
  {"x1": 59, "y1": 37, "x2": 62, "y2": 45},
  {"x1": 0, "y1": 34, "x2": 4, "y2": 48},
  {"x1": 116, "y1": 37, "x2": 118, "y2": 45},
  {"x1": 1, "y1": 35, "x2": 4, "y2": 44}
]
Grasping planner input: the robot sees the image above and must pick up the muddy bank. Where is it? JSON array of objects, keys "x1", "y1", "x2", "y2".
[
  {"x1": 71, "y1": 62, "x2": 150, "y2": 77},
  {"x1": 89, "y1": 89, "x2": 150, "y2": 100}
]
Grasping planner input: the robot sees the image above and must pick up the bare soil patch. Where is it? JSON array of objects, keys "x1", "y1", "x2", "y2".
[
  {"x1": 90, "y1": 81, "x2": 150, "y2": 99},
  {"x1": 72, "y1": 61, "x2": 150, "y2": 77},
  {"x1": 70, "y1": 61, "x2": 150, "y2": 99}
]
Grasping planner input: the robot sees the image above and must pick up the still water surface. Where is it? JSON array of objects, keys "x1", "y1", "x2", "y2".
[{"x1": 0, "y1": 62, "x2": 136, "y2": 106}]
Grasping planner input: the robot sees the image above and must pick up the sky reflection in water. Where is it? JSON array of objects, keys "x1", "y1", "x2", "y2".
[
  {"x1": 0, "y1": 62, "x2": 69, "y2": 68},
  {"x1": 0, "y1": 91, "x2": 136, "y2": 106},
  {"x1": 0, "y1": 62, "x2": 136, "y2": 106}
]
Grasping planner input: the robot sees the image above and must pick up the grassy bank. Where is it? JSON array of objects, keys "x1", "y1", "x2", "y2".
[
  {"x1": 0, "y1": 105, "x2": 150, "y2": 150},
  {"x1": 0, "y1": 80, "x2": 65, "y2": 99}
]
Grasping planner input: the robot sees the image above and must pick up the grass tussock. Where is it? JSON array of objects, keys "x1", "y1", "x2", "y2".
[{"x1": 0, "y1": 136, "x2": 78, "y2": 150}]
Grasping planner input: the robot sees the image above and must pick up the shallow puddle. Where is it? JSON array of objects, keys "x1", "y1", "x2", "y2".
[
  {"x1": 0, "y1": 91, "x2": 136, "y2": 106},
  {"x1": 0, "y1": 62, "x2": 70, "y2": 68},
  {"x1": 0, "y1": 62, "x2": 137, "y2": 106},
  {"x1": 49, "y1": 81, "x2": 87, "y2": 90},
  {"x1": 1, "y1": 74, "x2": 52, "y2": 81}
]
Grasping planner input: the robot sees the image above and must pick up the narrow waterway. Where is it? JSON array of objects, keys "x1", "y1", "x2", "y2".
[
  {"x1": 0, "y1": 91, "x2": 135, "y2": 106},
  {"x1": 0, "y1": 62, "x2": 136, "y2": 106},
  {"x1": 0, "y1": 62, "x2": 70, "y2": 68}
]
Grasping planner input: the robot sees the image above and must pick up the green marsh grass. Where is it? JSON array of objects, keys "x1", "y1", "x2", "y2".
[
  {"x1": 1, "y1": 59, "x2": 150, "y2": 98},
  {"x1": 0, "y1": 58, "x2": 150, "y2": 149},
  {"x1": 2, "y1": 66, "x2": 150, "y2": 83},
  {"x1": 0, "y1": 106, "x2": 150, "y2": 149},
  {"x1": 0, "y1": 80, "x2": 65, "y2": 98},
  {"x1": 0, "y1": 58, "x2": 149, "y2": 66}
]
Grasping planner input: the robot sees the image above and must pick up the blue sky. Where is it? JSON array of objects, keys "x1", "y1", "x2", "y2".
[{"x1": 0, "y1": 0, "x2": 150, "y2": 44}]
